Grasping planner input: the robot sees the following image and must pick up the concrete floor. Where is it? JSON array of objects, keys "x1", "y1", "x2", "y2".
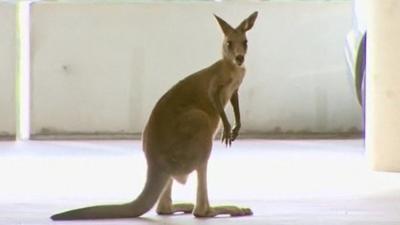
[{"x1": 1, "y1": 139, "x2": 400, "y2": 225}]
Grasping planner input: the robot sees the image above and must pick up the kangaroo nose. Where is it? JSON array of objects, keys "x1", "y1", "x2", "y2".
[{"x1": 235, "y1": 55, "x2": 244, "y2": 65}]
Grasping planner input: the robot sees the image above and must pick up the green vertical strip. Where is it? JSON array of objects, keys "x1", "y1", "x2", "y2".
[
  {"x1": 15, "y1": 1, "x2": 30, "y2": 140},
  {"x1": 15, "y1": 2, "x2": 22, "y2": 140}
]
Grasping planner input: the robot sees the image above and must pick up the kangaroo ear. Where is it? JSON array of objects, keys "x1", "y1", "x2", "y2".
[
  {"x1": 214, "y1": 14, "x2": 234, "y2": 36},
  {"x1": 237, "y1": 11, "x2": 258, "y2": 32}
]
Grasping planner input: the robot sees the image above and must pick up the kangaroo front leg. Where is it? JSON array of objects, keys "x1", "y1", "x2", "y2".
[
  {"x1": 210, "y1": 84, "x2": 233, "y2": 147},
  {"x1": 156, "y1": 178, "x2": 194, "y2": 215},
  {"x1": 230, "y1": 90, "x2": 241, "y2": 141},
  {"x1": 193, "y1": 164, "x2": 252, "y2": 218}
]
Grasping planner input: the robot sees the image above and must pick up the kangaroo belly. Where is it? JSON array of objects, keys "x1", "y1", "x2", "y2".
[{"x1": 144, "y1": 108, "x2": 215, "y2": 175}]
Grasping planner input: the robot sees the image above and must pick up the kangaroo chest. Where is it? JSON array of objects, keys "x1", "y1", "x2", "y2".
[{"x1": 220, "y1": 68, "x2": 245, "y2": 105}]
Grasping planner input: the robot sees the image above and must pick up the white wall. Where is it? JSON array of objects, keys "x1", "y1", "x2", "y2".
[
  {"x1": 30, "y1": 1, "x2": 360, "y2": 138},
  {"x1": 0, "y1": 2, "x2": 16, "y2": 139}
]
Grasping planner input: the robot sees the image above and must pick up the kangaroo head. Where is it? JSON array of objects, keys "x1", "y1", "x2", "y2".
[{"x1": 214, "y1": 11, "x2": 258, "y2": 67}]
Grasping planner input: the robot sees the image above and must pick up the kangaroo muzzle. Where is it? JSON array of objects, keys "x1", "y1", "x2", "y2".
[{"x1": 235, "y1": 55, "x2": 245, "y2": 66}]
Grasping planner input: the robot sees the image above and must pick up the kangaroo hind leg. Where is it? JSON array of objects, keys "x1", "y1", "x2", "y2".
[
  {"x1": 193, "y1": 163, "x2": 252, "y2": 218},
  {"x1": 156, "y1": 178, "x2": 194, "y2": 215}
]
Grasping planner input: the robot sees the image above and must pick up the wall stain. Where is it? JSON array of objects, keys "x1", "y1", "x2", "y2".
[
  {"x1": 62, "y1": 65, "x2": 70, "y2": 74},
  {"x1": 0, "y1": 132, "x2": 15, "y2": 140}
]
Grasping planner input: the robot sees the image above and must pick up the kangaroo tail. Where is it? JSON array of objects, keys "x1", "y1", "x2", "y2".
[{"x1": 51, "y1": 166, "x2": 169, "y2": 220}]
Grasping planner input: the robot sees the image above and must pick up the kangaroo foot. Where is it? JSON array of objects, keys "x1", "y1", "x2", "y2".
[{"x1": 194, "y1": 205, "x2": 252, "y2": 218}]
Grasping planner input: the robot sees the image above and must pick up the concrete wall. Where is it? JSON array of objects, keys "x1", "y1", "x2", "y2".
[
  {"x1": 30, "y1": 1, "x2": 360, "y2": 139},
  {"x1": 0, "y1": 2, "x2": 16, "y2": 140}
]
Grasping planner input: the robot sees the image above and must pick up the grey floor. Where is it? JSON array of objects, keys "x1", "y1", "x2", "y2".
[{"x1": 1, "y1": 139, "x2": 400, "y2": 225}]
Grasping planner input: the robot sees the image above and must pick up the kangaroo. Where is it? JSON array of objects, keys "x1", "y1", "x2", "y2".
[{"x1": 51, "y1": 11, "x2": 258, "y2": 220}]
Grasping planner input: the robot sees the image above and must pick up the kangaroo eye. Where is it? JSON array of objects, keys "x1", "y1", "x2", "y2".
[{"x1": 243, "y1": 40, "x2": 248, "y2": 47}]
